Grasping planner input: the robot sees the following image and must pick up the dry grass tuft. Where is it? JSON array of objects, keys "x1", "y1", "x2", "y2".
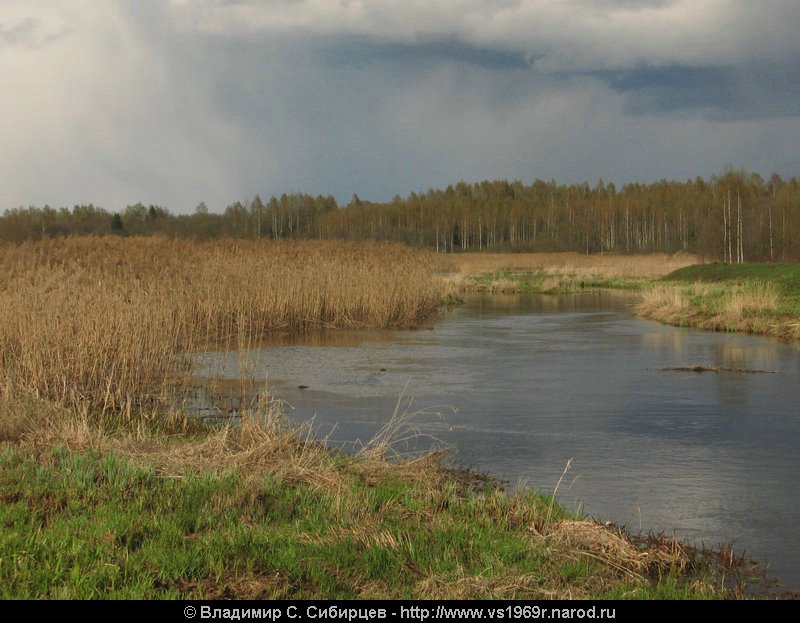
[
  {"x1": 125, "y1": 412, "x2": 347, "y2": 490},
  {"x1": 415, "y1": 569, "x2": 553, "y2": 600},
  {"x1": 0, "y1": 396, "x2": 64, "y2": 442},
  {"x1": 544, "y1": 519, "x2": 689, "y2": 578},
  {"x1": 636, "y1": 284, "x2": 695, "y2": 326},
  {"x1": 174, "y1": 573, "x2": 293, "y2": 600},
  {"x1": 723, "y1": 281, "x2": 779, "y2": 320},
  {"x1": 16, "y1": 389, "x2": 349, "y2": 490}
]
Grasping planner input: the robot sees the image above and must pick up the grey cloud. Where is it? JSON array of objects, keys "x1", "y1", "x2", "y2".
[
  {"x1": 175, "y1": 1, "x2": 800, "y2": 72},
  {"x1": 0, "y1": 18, "x2": 38, "y2": 45},
  {"x1": 594, "y1": 60, "x2": 800, "y2": 121},
  {"x1": 170, "y1": 1, "x2": 800, "y2": 121},
  {"x1": 318, "y1": 32, "x2": 800, "y2": 122},
  {"x1": 323, "y1": 37, "x2": 530, "y2": 72},
  {"x1": 2, "y1": 0, "x2": 800, "y2": 213},
  {"x1": 0, "y1": 15, "x2": 67, "y2": 48}
]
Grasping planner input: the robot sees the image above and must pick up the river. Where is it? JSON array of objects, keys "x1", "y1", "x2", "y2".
[{"x1": 193, "y1": 291, "x2": 800, "y2": 589}]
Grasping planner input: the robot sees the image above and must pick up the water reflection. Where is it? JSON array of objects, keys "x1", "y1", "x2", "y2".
[{"x1": 192, "y1": 292, "x2": 800, "y2": 589}]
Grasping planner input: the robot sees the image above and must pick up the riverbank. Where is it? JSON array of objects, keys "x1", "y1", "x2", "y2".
[
  {"x1": 0, "y1": 396, "x2": 754, "y2": 599},
  {"x1": 636, "y1": 263, "x2": 800, "y2": 340},
  {"x1": 447, "y1": 254, "x2": 800, "y2": 341},
  {"x1": 444, "y1": 252, "x2": 697, "y2": 294}
]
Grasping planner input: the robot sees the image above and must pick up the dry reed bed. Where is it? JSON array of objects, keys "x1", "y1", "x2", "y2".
[{"x1": 0, "y1": 237, "x2": 443, "y2": 414}]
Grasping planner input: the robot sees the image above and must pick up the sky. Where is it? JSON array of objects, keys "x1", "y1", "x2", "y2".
[{"x1": 1, "y1": 0, "x2": 799, "y2": 213}]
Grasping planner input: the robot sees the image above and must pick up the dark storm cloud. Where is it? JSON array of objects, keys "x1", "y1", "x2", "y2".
[
  {"x1": 197, "y1": 1, "x2": 800, "y2": 122},
  {"x1": 607, "y1": 66, "x2": 739, "y2": 111},
  {"x1": 594, "y1": 61, "x2": 800, "y2": 120},
  {"x1": 323, "y1": 37, "x2": 530, "y2": 72}
]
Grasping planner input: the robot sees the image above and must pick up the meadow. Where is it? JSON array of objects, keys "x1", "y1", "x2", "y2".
[{"x1": 0, "y1": 238, "x2": 759, "y2": 599}]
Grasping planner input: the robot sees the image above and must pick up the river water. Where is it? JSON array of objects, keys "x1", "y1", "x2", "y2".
[{"x1": 193, "y1": 292, "x2": 800, "y2": 589}]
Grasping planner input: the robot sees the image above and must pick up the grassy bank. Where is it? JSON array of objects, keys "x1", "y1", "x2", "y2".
[
  {"x1": 0, "y1": 397, "x2": 750, "y2": 600},
  {"x1": 444, "y1": 252, "x2": 697, "y2": 294},
  {"x1": 637, "y1": 263, "x2": 800, "y2": 340}
]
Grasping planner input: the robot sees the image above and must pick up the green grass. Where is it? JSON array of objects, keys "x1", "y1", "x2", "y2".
[
  {"x1": 0, "y1": 437, "x2": 743, "y2": 600},
  {"x1": 666, "y1": 262, "x2": 800, "y2": 316},
  {"x1": 0, "y1": 445, "x2": 545, "y2": 599},
  {"x1": 667, "y1": 262, "x2": 800, "y2": 286}
]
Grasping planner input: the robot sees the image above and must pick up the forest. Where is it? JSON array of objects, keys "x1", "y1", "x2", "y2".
[{"x1": 2, "y1": 168, "x2": 799, "y2": 261}]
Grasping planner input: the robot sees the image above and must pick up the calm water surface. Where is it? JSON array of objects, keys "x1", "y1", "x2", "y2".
[{"x1": 194, "y1": 292, "x2": 800, "y2": 589}]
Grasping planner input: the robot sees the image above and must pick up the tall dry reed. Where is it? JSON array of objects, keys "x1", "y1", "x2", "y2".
[{"x1": 0, "y1": 237, "x2": 443, "y2": 415}]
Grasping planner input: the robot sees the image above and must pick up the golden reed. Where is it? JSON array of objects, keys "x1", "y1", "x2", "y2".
[{"x1": 0, "y1": 237, "x2": 443, "y2": 414}]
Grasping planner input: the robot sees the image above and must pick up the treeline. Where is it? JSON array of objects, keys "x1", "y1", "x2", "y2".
[
  {"x1": 0, "y1": 195, "x2": 338, "y2": 242},
  {"x1": 3, "y1": 169, "x2": 800, "y2": 261}
]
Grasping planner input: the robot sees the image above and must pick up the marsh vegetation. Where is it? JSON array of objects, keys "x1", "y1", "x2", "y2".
[
  {"x1": 0, "y1": 238, "x2": 781, "y2": 598},
  {"x1": 0, "y1": 237, "x2": 441, "y2": 415}
]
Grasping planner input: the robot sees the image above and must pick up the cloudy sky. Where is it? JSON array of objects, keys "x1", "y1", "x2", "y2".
[{"x1": 2, "y1": 1, "x2": 799, "y2": 213}]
